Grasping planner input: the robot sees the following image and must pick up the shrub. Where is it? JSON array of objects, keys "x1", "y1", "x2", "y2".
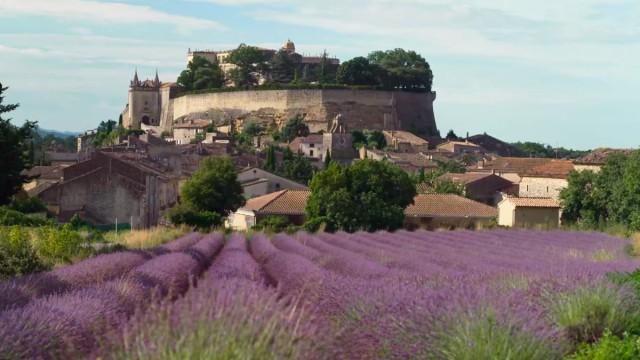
[
  {"x1": 568, "y1": 330, "x2": 640, "y2": 360},
  {"x1": 167, "y1": 204, "x2": 222, "y2": 231},
  {"x1": 103, "y1": 225, "x2": 191, "y2": 249},
  {"x1": 0, "y1": 207, "x2": 47, "y2": 226},
  {"x1": 254, "y1": 215, "x2": 290, "y2": 233},
  {"x1": 33, "y1": 224, "x2": 85, "y2": 265},
  {"x1": 547, "y1": 284, "x2": 640, "y2": 346},
  {"x1": 0, "y1": 226, "x2": 48, "y2": 279},
  {"x1": 436, "y1": 310, "x2": 560, "y2": 360},
  {"x1": 9, "y1": 196, "x2": 46, "y2": 214}
]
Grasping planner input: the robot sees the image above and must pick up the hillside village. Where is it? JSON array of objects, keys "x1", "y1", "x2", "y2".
[
  {"x1": 18, "y1": 40, "x2": 630, "y2": 232},
  {"x1": 4, "y1": 3, "x2": 640, "y2": 359}
]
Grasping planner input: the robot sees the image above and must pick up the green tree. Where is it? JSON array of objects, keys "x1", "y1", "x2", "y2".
[
  {"x1": 368, "y1": 49, "x2": 433, "y2": 91},
  {"x1": 324, "y1": 149, "x2": 332, "y2": 168},
  {"x1": 227, "y1": 44, "x2": 269, "y2": 87},
  {"x1": 270, "y1": 50, "x2": 297, "y2": 84},
  {"x1": 560, "y1": 170, "x2": 601, "y2": 225},
  {"x1": 0, "y1": 226, "x2": 48, "y2": 279},
  {"x1": 445, "y1": 129, "x2": 459, "y2": 140},
  {"x1": 315, "y1": 50, "x2": 336, "y2": 84},
  {"x1": 264, "y1": 145, "x2": 277, "y2": 172},
  {"x1": 432, "y1": 179, "x2": 465, "y2": 196},
  {"x1": 172, "y1": 157, "x2": 245, "y2": 229},
  {"x1": 336, "y1": 57, "x2": 381, "y2": 86},
  {"x1": 282, "y1": 153, "x2": 314, "y2": 184},
  {"x1": 366, "y1": 130, "x2": 387, "y2": 150},
  {"x1": 351, "y1": 130, "x2": 367, "y2": 150},
  {"x1": 0, "y1": 83, "x2": 37, "y2": 205},
  {"x1": 305, "y1": 159, "x2": 416, "y2": 232},
  {"x1": 177, "y1": 56, "x2": 225, "y2": 91},
  {"x1": 280, "y1": 115, "x2": 309, "y2": 142},
  {"x1": 242, "y1": 121, "x2": 264, "y2": 137}
]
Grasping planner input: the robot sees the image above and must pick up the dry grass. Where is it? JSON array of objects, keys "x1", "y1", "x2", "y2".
[
  {"x1": 104, "y1": 225, "x2": 191, "y2": 250},
  {"x1": 630, "y1": 233, "x2": 640, "y2": 257}
]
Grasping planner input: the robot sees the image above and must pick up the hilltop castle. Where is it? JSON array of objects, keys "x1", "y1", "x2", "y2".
[{"x1": 121, "y1": 40, "x2": 438, "y2": 138}]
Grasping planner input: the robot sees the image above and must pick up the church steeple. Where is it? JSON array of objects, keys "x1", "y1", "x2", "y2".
[{"x1": 154, "y1": 69, "x2": 160, "y2": 87}]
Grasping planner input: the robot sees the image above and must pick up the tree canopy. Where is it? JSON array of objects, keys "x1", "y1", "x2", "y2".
[
  {"x1": 305, "y1": 159, "x2": 416, "y2": 232},
  {"x1": 352, "y1": 130, "x2": 387, "y2": 150},
  {"x1": 227, "y1": 44, "x2": 269, "y2": 87},
  {"x1": 368, "y1": 49, "x2": 433, "y2": 91},
  {"x1": 177, "y1": 56, "x2": 225, "y2": 91},
  {"x1": 279, "y1": 115, "x2": 310, "y2": 143},
  {"x1": 270, "y1": 50, "x2": 297, "y2": 84},
  {"x1": 169, "y1": 157, "x2": 245, "y2": 229},
  {"x1": 336, "y1": 57, "x2": 381, "y2": 86},
  {"x1": 511, "y1": 141, "x2": 589, "y2": 159},
  {"x1": 0, "y1": 83, "x2": 37, "y2": 205},
  {"x1": 560, "y1": 151, "x2": 640, "y2": 230}
]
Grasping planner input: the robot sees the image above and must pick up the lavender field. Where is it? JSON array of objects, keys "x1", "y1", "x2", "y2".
[{"x1": 1, "y1": 230, "x2": 639, "y2": 359}]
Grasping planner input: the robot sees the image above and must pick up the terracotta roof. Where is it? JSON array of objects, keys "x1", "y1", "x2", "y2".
[
  {"x1": 437, "y1": 140, "x2": 481, "y2": 148},
  {"x1": 525, "y1": 160, "x2": 575, "y2": 178},
  {"x1": 439, "y1": 172, "x2": 494, "y2": 185},
  {"x1": 241, "y1": 190, "x2": 310, "y2": 215},
  {"x1": 404, "y1": 194, "x2": 498, "y2": 218},
  {"x1": 478, "y1": 157, "x2": 574, "y2": 178},
  {"x1": 383, "y1": 130, "x2": 429, "y2": 145},
  {"x1": 502, "y1": 197, "x2": 560, "y2": 208},
  {"x1": 174, "y1": 120, "x2": 210, "y2": 129}
]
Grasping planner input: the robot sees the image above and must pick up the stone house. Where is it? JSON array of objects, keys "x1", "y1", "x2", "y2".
[
  {"x1": 360, "y1": 148, "x2": 439, "y2": 174},
  {"x1": 172, "y1": 119, "x2": 211, "y2": 145},
  {"x1": 288, "y1": 134, "x2": 325, "y2": 160},
  {"x1": 404, "y1": 193, "x2": 498, "y2": 230},
  {"x1": 227, "y1": 189, "x2": 310, "y2": 231},
  {"x1": 237, "y1": 167, "x2": 308, "y2": 199},
  {"x1": 383, "y1": 130, "x2": 429, "y2": 153},
  {"x1": 39, "y1": 151, "x2": 179, "y2": 228},
  {"x1": 436, "y1": 140, "x2": 482, "y2": 154},
  {"x1": 227, "y1": 190, "x2": 497, "y2": 231},
  {"x1": 498, "y1": 197, "x2": 561, "y2": 229},
  {"x1": 438, "y1": 172, "x2": 516, "y2": 205}
]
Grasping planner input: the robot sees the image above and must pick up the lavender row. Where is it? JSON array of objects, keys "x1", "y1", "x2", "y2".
[
  {"x1": 0, "y1": 233, "x2": 223, "y2": 359},
  {"x1": 0, "y1": 232, "x2": 203, "y2": 311}
]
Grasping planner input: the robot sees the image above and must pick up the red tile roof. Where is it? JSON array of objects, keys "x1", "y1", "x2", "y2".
[
  {"x1": 503, "y1": 197, "x2": 560, "y2": 208},
  {"x1": 478, "y1": 157, "x2": 574, "y2": 178},
  {"x1": 404, "y1": 194, "x2": 498, "y2": 218},
  {"x1": 242, "y1": 190, "x2": 310, "y2": 215}
]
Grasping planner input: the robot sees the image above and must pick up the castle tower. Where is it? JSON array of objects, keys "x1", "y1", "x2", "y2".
[{"x1": 122, "y1": 69, "x2": 162, "y2": 130}]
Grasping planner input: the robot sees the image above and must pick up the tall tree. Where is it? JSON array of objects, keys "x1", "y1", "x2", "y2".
[
  {"x1": 227, "y1": 44, "x2": 269, "y2": 87},
  {"x1": 316, "y1": 50, "x2": 336, "y2": 84},
  {"x1": 368, "y1": 49, "x2": 433, "y2": 91},
  {"x1": 305, "y1": 159, "x2": 416, "y2": 232},
  {"x1": 336, "y1": 56, "x2": 381, "y2": 86},
  {"x1": 0, "y1": 83, "x2": 37, "y2": 205},
  {"x1": 181, "y1": 156, "x2": 244, "y2": 215},
  {"x1": 177, "y1": 56, "x2": 225, "y2": 91},
  {"x1": 270, "y1": 50, "x2": 297, "y2": 84},
  {"x1": 280, "y1": 115, "x2": 310, "y2": 142}
]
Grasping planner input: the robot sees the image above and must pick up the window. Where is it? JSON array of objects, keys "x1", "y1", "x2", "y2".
[
  {"x1": 309, "y1": 143, "x2": 315, "y2": 148},
  {"x1": 275, "y1": 183, "x2": 281, "y2": 189},
  {"x1": 309, "y1": 150, "x2": 314, "y2": 156}
]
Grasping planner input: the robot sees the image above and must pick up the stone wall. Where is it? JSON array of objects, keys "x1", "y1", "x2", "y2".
[
  {"x1": 167, "y1": 89, "x2": 438, "y2": 135},
  {"x1": 518, "y1": 177, "x2": 568, "y2": 200}
]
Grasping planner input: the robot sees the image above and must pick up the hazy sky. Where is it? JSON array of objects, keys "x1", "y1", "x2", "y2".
[{"x1": 0, "y1": 0, "x2": 638, "y2": 149}]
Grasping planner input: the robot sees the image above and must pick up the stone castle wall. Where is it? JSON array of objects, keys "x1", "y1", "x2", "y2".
[{"x1": 165, "y1": 89, "x2": 438, "y2": 135}]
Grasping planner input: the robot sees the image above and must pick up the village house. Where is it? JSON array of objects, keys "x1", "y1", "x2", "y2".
[
  {"x1": 436, "y1": 140, "x2": 482, "y2": 154},
  {"x1": 228, "y1": 190, "x2": 498, "y2": 231},
  {"x1": 404, "y1": 193, "x2": 498, "y2": 230},
  {"x1": 360, "y1": 148, "x2": 439, "y2": 174},
  {"x1": 288, "y1": 134, "x2": 325, "y2": 160},
  {"x1": 438, "y1": 172, "x2": 516, "y2": 205},
  {"x1": 227, "y1": 189, "x2": 309, "y2": 230},
  {"x1": 38, "y1": 151, "x2": 179, "y2": 228},
  {"x1": 497, "y1": 197, "x2": 561, "y2": 229},
  {"x1": 172, "y1": 119, "x2": 211, "y2": 145},
  {"x1": 383, "y1": 130, "x2": 429, "y2": 153},
  {"x1": 237, "y1": 167, "x2": 308, "y2": 199},
  {"x1": 467, "y1": 133, "x2": 525, "y2": 157}
]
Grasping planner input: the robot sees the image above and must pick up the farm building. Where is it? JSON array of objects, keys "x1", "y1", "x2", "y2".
[
  {"x1": 227, "y1": 189, "x2": 309, "y2": 230},
  {"x1": 497, "y1": 197, "x2": 561, "y2": 229},
  {"x1": 403, "y1": 193, "x2": 498, "y2": 230},
  {"x1": 438, "y1": 172, "x2": 516, "y2": 205},
  {"x1": 237, "y1": 167, "x2": 308, "y2": 199}
]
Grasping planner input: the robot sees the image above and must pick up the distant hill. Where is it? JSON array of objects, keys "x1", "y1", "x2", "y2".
[{"x1": 36, "y1": 128, "x2": 80, "y2": 138}]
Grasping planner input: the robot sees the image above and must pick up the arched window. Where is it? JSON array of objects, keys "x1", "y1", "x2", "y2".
[{"x1": 141, "y1": 115, "x2": 150, "y2": 125}]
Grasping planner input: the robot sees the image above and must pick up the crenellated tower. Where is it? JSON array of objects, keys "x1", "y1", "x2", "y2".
[{"x1": 122, "y1": 69, "x2": 162, "y2": 130}]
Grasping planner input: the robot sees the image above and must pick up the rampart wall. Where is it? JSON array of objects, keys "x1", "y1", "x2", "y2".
[{"x1": 166, "y1": 89, "x2": 438, "y2": 135}]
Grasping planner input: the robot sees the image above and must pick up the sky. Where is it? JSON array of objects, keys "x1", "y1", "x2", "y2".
[{"x1": 0, "y1": 0, "x2": 638, "y2": 149}]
